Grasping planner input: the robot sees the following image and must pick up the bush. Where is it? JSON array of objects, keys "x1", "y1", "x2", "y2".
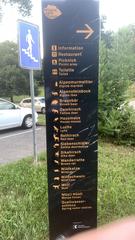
[{"x1": 99, "y1": 105, "x2": 135, "y2": 145}]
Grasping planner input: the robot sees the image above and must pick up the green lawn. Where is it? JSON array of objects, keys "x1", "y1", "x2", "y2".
[
  {"x1": 38, "y1": 113, "x2": 46, "y2": 126},
  {"x1": 38, "y1": 86, "x2": 45, "y2": 97},
  {"x1": 98, "y1": 140, "x2": 135, "y2": 224},
  {"x1": 0, "y1": 141, "x2": 135, "y2": 239},
  {"x1": 0, "y1": 154, "x2": 48, "y2": 240}
]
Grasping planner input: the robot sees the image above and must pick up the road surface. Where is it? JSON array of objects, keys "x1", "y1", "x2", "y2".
[{"x1": 0, "y1": 126, "x2": 46, "y2": 164}]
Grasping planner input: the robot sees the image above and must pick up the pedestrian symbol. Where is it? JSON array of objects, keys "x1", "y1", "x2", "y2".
[{"x1": 18, "y1": 20, "x2": 41, "y2": 70}]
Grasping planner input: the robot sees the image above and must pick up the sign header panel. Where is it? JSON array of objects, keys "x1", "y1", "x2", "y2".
[
  {"x1": 18, "y1": 20, "x2": 41, "y2": 70},
  {"x1": 42, "y1": 0, "x2": 99, "y2": 239}
]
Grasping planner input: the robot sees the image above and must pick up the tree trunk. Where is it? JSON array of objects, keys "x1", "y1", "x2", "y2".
[{"x1": 10, "y1": 96, "x2": 14, "y2": 102}]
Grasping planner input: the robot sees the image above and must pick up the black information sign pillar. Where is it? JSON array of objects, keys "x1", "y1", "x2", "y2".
[{"x1": 42, "y1": 0, "x2": 99, "y2": 239}]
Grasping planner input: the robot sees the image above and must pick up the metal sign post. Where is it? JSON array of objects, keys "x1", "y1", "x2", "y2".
[
  {"x1": 42, "y1": 0, "x2": 99, "y2": 239},
  {"x1": 29, "y1": 70, "x2": 37, "y2": 164},
  {"x1": 18, "y1": 20, "x2": 41, "y2": 164}
]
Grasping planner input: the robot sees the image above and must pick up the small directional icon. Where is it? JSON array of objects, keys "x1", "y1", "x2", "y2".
[
  {"x1": 53, "y1": 184, "x2": 60, "y2": 190},
  {"x1": 52, "y1": 59, "x2": 58, "y2": 65},
  {"x1": 51, "y1": 45, "x2": 57, "y2": 51},
  {"x1": 76, "y1": 24, "x2": 94, "y2": 39},
  {"x1": 53, "y1": 143, "x2": 59, "y2": 148},
  {"x1": 53, "y1": 126, "x2": 59, "y2": 133},
  {"x1": 52, "y1": 91, "x2": 59, "y2": 96},
  {"x1": 54, "y1": 169, "x2": 60, "y2": 173},
  {"x1": 73, "y1": 225, "x2": 78, "y2": 230},
  {"x1": 54, "y1": 177, "x2": 60, "y2": 181},
  {"x1": 55, "y1": 81, "x2": 58, "y2": 87},
  {"x1": 55, "y1": 151, "x2": 59, "y2": 158},
  {"x1": 52, "y1": 109, "x2": 59, "y2": 114},
  {"x1": 54, "y1": 160, "x2": 59, "y2": 165},
  {"x1": 52, "y1": 69, "x2": 58, "y2": 76},
  {"x1": 51, "y1": 99, "x2": 59, "y2": 105},
  {"x1": 52, "y1": 52, "x2": 58, "y2": 57},
  {"x1": 53, "y1": 134, "x2": 59, "y2": 142},
  {"x1": 53, "y1": 117, "x2": 59, "y2": 122}
]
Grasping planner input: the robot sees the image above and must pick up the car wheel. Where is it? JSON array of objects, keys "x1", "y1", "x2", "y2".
[
  {"x1": 41, "y1": 107, "x2": 45, "y2": 114},
  {"x1": 22, "y1": 114, "x2": 33, "y2": 129}
]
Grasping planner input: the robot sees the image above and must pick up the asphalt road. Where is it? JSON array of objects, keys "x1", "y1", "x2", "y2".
[{"x1": 0, "y1": 126, "x2": 46, "y2": 164}]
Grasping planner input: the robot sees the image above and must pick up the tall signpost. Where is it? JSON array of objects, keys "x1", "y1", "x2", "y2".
[
  {"x1": 42, "y1": 0, "x2": 99, "y2": 239},
  {"x1": 18, "y1": 20, "x2": 41, "y2": 164}
]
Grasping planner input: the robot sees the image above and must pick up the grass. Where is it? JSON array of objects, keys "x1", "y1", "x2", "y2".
[
  {"x1": 98, "y1": 140, "x2": 135, "y2": 224},
  {"x1": 0, "y1": 155, "x2": 48, "y2": 240},
  {"x1": 38, "y1": 86, "x2": 45, "y2": 97},
  {"x1": 0, "y1": 141, "x2": 135, "y2": 239},
  {"x1": 38, "y1": 113, "x2": 46, "y2": 126}
]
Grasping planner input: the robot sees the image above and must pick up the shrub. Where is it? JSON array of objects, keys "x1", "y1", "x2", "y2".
[{"x1": 99, "y1": 105, "x2": 135, "y2": 145}]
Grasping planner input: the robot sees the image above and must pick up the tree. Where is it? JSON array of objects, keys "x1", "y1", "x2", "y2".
[
  {"x1": 99, "y1": 25, "x2": 135, "y2": 137},
  {"x1": 1, "y1": 0, "x2": 32, "y2": 16},
  {"x1": 100, "y1": 25, "x2": 135, "y2": 110},
  {"x1": 0, "y1": 41, "x2": 38, "y2": 102},
  {"x1": 34, "y1": 61, "x2": 44, "y2": 86},
  {"x1": 101, "y1": 15, "x2": 114, "y2": 49}
]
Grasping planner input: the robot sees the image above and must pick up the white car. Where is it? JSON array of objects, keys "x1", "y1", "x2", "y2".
[
  {"x1": 0, "y1": 98, "x2": 38, "y2": 130},
  {"x1": 20, "y1": 97, "x2": 46, "y2": 114}
]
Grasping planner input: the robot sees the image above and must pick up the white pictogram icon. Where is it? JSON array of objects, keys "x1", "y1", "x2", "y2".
[{"x1": 22, "y1": 29, "x2": 38, "y2": 63}]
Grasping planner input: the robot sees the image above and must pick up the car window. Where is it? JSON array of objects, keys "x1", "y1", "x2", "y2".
[
  {"x1": 39, "y1": 98, "x2": 45, "y2": 103},
  {"x1": 23, "y1": 99, "x2": 31, "y2": 103},
  {"x1": 0, "y1": 101, "x2": 16, "y2": 110}
]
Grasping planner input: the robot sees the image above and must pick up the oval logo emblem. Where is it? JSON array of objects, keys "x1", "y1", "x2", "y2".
[{"x1": 44, "y1": 5, "x2": 62, "y2": 20}]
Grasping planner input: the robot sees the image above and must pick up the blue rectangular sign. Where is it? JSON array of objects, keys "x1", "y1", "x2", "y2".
[{"x1": 18, "y1": 20, "x2": 41, "y2": 70}]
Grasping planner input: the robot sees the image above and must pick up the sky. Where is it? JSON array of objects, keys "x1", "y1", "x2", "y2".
[
  {"x1": 0, "y1": 0, "x2": 42, "y2": 43},
  {"x1": 100, "y1": 0, "x2": 135, "y2": 30},
  {"x1": 0, "y1": 0, "x2": 135, "y2": 43}
]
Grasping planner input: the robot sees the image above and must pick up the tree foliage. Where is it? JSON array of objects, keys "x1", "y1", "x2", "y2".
[
  {"x1": 0, "y1": 41, "x2": 38, "y2": 102},
  {"x1": 99, "y1": 25, "x2": 135, "y2": 112},
  {"x1": 99, "y1": 24, "x2": 135, "y2": 143},
  {"x1": 2, "y1": 0, "x2": 32, "y2": 16}
]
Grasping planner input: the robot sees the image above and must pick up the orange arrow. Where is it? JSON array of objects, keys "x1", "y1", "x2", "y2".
[{"x1": 76, "y1": 24, "x2": 94, "y2": 39}]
